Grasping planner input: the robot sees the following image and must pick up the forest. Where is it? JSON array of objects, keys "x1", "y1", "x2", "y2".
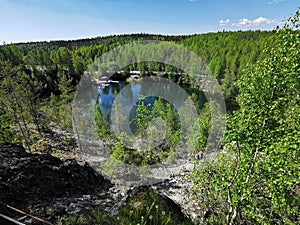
[{"x1": 0, "y1": 10, "x2": 299, "y2": 225}]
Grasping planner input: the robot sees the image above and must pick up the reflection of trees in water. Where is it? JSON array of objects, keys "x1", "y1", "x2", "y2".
[
  {"x1": 111, "y1": 82, "x2": 121, "y2": 94},
  {"x1": 98, "y1": 86, "x2": 114, "y2": 119},
  {"x1": 140, "y1": 80, "x2": 155, "y2": 96},
  {"x1": 102, "y1": 85, "x2": 110, "y2": 95},
  {"x1": 121, "y1": 83, "x2": 134, "y2": 103},
  {"x1": 96, "y1": 80, "x2": 206, "y2": 124},
  {"x1": 139, "y1": 79, "x2": 190, "y2": 110}
]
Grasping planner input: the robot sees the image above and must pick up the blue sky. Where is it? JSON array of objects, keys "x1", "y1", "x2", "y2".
[{"x1": 0, "y1": 0, "x2": 298, "y2": 43}]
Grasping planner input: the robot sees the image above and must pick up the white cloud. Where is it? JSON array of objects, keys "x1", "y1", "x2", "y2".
[
  {"x1": 268, "y1": 0, "x2": 284, "y2": 4},
  {"x1": 219, "y1": 19, "x2": 230, "y2": 26},
  {"x1": 232, "y1": 17, "x2": 276, "y2": 27}
]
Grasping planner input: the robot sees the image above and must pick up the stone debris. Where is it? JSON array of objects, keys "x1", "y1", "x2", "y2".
[
  {"x1": 0, "y1": 129, "x2": 209, "y2": 223},
  {"x1": 0, "y1": 143, "x2": 112, "y2": 222}
]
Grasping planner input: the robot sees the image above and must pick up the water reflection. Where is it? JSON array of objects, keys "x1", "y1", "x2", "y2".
[{"x1": 97, "y1": 81, "x2": 206, "y2": 121}]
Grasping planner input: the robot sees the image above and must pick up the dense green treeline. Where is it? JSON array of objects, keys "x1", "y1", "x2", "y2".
[
  {"x1": 181, "y1": 30, "x2": 278, "y2": 98},
  {"x1": 16, "y1": 33, "x2": 185, "y2": 53},
  {"x1": 2, "y1": 30, "x2": 281, "y2": 99}
]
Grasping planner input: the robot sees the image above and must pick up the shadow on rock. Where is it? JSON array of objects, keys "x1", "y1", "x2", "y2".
[{"x1": 0, "y1": 143, "x2": 112, "y2": 221}]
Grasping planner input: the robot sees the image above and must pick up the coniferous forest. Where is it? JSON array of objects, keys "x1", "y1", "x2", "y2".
[{"x1": 0, "y1": 9, "x2": 299, "y2": 225}]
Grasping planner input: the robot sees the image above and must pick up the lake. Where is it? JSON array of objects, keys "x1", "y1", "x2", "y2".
[{"x1": 97, "y1": 80, "x2": 207, "y2": 122}]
